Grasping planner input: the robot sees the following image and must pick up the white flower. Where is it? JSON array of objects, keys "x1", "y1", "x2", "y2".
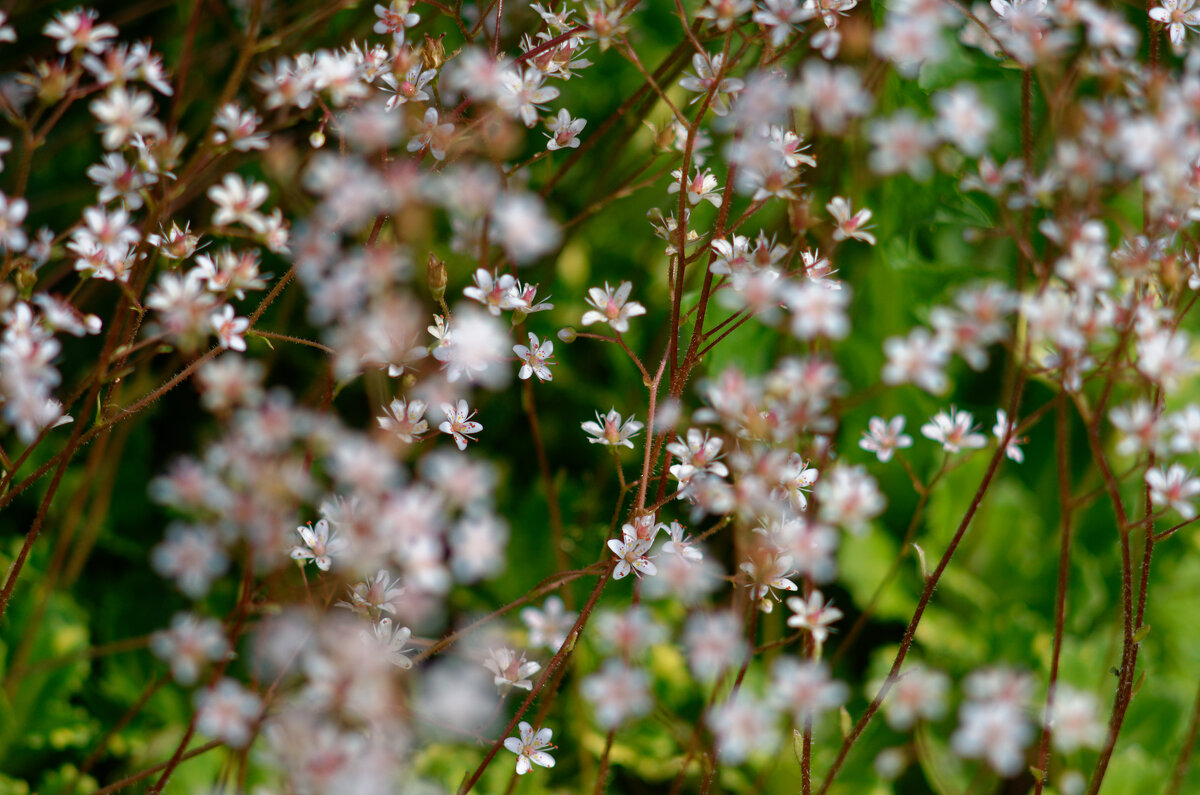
[
  {"x1": 608, "y1": 524, "x2": 657, "y2": 580},
  {"x1": 514, "y1": 332, "x2": 555, "y2": 381},
  {"x1": 827, "y1": 196, "x2": 876, "y2": 245},
  {"x1": 90, "y1": 88, "x2": 165, "y2": 149},
  {"x1": 581, "y1": 661, "x2": 652, "y2": 728},
  {"x1": 150, "y1": 613, "x2": 229, "y2": 685},
  {"x1": 859, "y1": 415, "x2": 913, "y2": 462},
  {"x1": 210, "y1": 304, "x2": 249, "y2": 352},
  {"x1": 785, "y1": 589, "x2": 843, "y2": 653},
  {"x1": 377, "y1": 397, "x2": 429, "y2": 442},
  {"x1": 580, "y1": 281, "x2": 647, "y2": 333},
  {"x1": 438, "y1": 399, "x2": 483, "y2": 450},
  {"x1": 195, "y1": 679, "x2": 260, "y2": 748},
  {"x1": 921, "y1": 407, "x2": 988, "y2": 453},
  {"x1": 207, "y1": 173, "x2": 269, "y2": 232},
  {"x1": 521, "y1": 596, "x2": 578, "y2": 652},
  {"x1": 883, "y1": 668, "x2": 950, "y2": 730},
  {"x1": 503, "y1": 721, "x2": 556, "y2": 774},
  {"x1": 545, "y1": 108, "x2": 587, "y2": 150},
  {"x1": 289, "y1": 518, "x2": 346, "y2": 571},
  {"x1": 1149, "y1": 0, "x2": 1200, "y2": 51},
  {"x1": 1146, "y1": 463, "x2": 1200, "y2": 519},
  {"x1": 883, "y1": 328, "x2": 951, "y2": 394},
  {"x1": 368, "y1": 617, "x2": 414, "y2": 669},
  {"x1": 582, "y1": 408, "x2": 643, "y2": 448}
]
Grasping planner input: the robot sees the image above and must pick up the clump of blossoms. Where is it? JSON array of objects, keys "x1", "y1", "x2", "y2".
[{"x1": 2, "y1": 2, "x2": 1198, "y2": 794}]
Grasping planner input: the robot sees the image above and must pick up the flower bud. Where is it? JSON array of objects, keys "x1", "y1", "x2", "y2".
[
  {"x1": 427, "y1": 253, "x2": 447, "y2": 300},
  {"x1": 556, "y1": 327, "x2": 577, "y2": 343},
  {"x1": 309, "y1": 130, "x2": 325, "y2": 149}
]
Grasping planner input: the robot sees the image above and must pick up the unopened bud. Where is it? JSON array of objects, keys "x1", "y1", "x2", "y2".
[
  {"x1": 309, "y1": 130, "x2": 325, "y2": 149},
  {"x1": 427, "y1": 253, "x2": 447, "y2": 299},
  {"x1": 557, "y1": 327, "x2": 577, "y2": 343},
  {"x1": 14, "y1": 264, "x2": 37, "y2": 297}
]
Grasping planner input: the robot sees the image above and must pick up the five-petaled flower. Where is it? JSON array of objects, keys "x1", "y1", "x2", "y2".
[
  {"x1": 504, "y1": 721, "x2": 556, "y2": 775},
  {"x1": 514, "y1": 333, "x2": 556, "y2": 381},
  {"x1": 859, "y1": 415, "x2": 913, "y2": 462},
  {"x1": 210, "y1": 304, "x2": 249, "y2": 351},
  {"x1": 1146, "y1": 463, "x2": 1200, "y2": 519},
  {"x1": 439, "y1": 399, "x2": 483, "y2": 450},
  {"x1": 921, "y1": 406, "x2": 988, "y2": 453},
  {"x1": 607, "y1": 524, "x2": 657, "y2": 579},
  {"x1": 289, "y1": 518, "x2": 346, "y2": 571},
  {"x1": 785, "y1": 589, "x2": 844, "y2": 656},
  {"x1": 1150, "y1": 0, "x2": 1200, "y2": 51},
  {"x1": 582, "y1": 408, "x2": 643, "y2": 448},
  {"x1": 581, "y1": 281, "x2": 647, "y2": 333}
]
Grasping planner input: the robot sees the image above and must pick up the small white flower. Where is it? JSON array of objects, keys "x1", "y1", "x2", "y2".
[
  {"x1": 581, "y1": 281, "x2": 647, "y2": 333},
  {"x1": 438, "y1": 399, "x2": 483, "y2": 450},
  {"x1": 921, "y1": 407, "x2": 987, "y2": 453},
  {"x1": 503, "y1": 721, "x2": 556, "y2": 775},
  {"x1": 859, "y1": 416, "x2": 913, "y2": 462},
  {"x1": 514, "y1": 332, "x2": 555, "y2": 381},
  {"x1": 289, "y1": 518, "x2": 346, "y2": 571}
]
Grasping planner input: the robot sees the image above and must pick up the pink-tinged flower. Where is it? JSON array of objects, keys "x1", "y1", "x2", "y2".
[
  {"x1": 195, "y1": 679, "x2": 260, "y2": 748},
  {"x1": 151, "y1": 524, "x2": 228, "y2": 599},
  {"x1": 407, "y1": 107, "x2": 455, "y2": 160},
  {"x1": 661, "y1": 520, "x2": 704, "y2": 563},
  {"x1": 770, "y1": 658, "x2": 848, "y2": 724},
  {"x1": 90, "y1": 87, "x2": 166, "y2": 150},
  {"x1": 1049, "y1": 684, "x2": 1106, "y2": 753},
  {"x1": 438, "y1": 399, "x2": 483, "y2": 450},
  {"x1": 210, "y1": 304, "x2": 249, "y2": 351},
  {"x1": 1150, "y1": 0, "x2": 1200, "y2": 50},
  {"x1": 503, "y1": 721, "x2": 556, "y2": 775},
  {"x1": 373, "y1": 0, "x2": 420, "y2": 42},
  {"x1": 581, "y1": 408, "x2": 643, "y2": 448},
  {"x1": 150, "y1": 612, "x2": 229, "y2": 685},
  {"x1": 212, "y1": 103, "x2": 268, "y2": 151},
  {"x1": 581, "y1": 281, "x2": 646, "y2": 333},
  {"x1": 377, "y1": 397, "x2": 429, "y2": 442},
  {"x1": 208, "y1": 173, "x2": 269, "y2": 232},
  {"x1": 1146, "y1": 463, "x2": 1200, "y2": 519},
  {"x1": 44, "y1": 7, "x2": 117, "y2": 53},
  {"x1": 381, "y1": 63, "x2": 437, "y2": 109},
  {"x1": 859, "y1": 415, "x2": 913, "y2": 462},
  {"x1": 678, "y1": 52, "x2": 744, "y2": 116},
  {"x1": 921, "y1": 407, "x2": 987, "y2": 453},
  {"x1": 739, "y1": 546, "x2": 797, "y2": 612},
  {"x1": 463, "y1": 268, "x2": 523, "y2": 315},
  {"x1": 545, "y1": 108, "x2": 587, "y2": 150},
  {"x1": 521, "y1": 596, "x2": 578, "y2": 652},
  {"x1": 498, "y1": 67, "x2": 560, "y2": 128},
  {"x1": 337, "y1": 568, "x2": 405, "y2": 616},
  {"x1": 827, "y1": 196, "x2": 876, "y2": 245},
  {"x1": 607, "y1": 524, "x2": 657, "y2": 579},
  {"x1": 668, "y1": 167, "x2": 723, "y2": 207},
  {"x1": 667, "y1": 428, "x2": 728, "y2": 488},
  {"x1": 785, "y1": 589, "x2": 843, "y2": 655},
  {"x1": 882, "y1": 328, "x2": 951, "y2": 394},
  {"x1": 710, "y1": 693, "x2": 781, "y2": 764},
  {"x1": 581, "y1": 660, "x2": 652, "y2": 728},
  {"x1": 484, "y1": 647, "x2": 541, "y2": 690},
  {"x1": 289, "y1": 518, "x2": 346, "y2": 571},
  {"x1": 883, "y1": 667, "x2": 950, "y2": 730},
  {"x1": 514, "y1": 332, "x2": 555, "y2": 381}
]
